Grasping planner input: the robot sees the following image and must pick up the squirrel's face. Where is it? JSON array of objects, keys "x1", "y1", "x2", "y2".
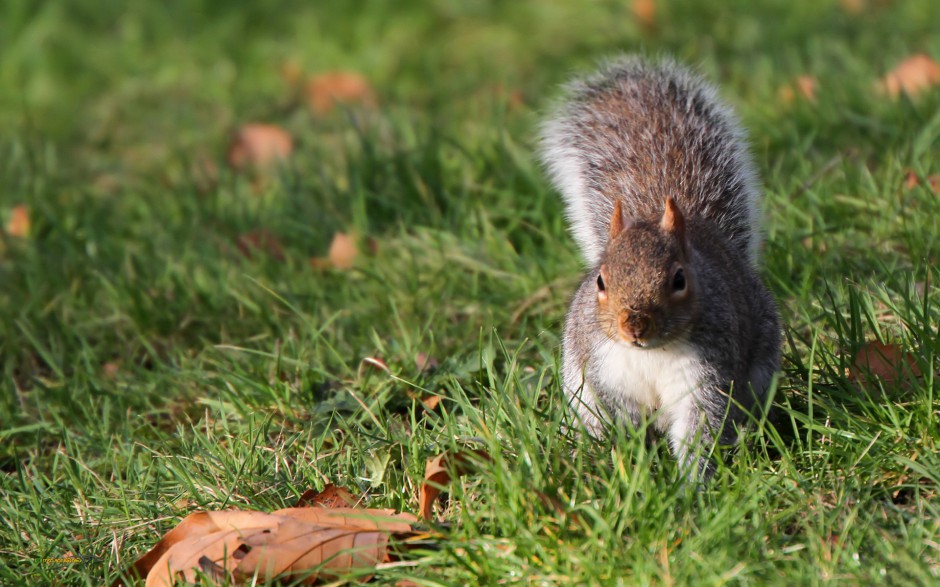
[{"x1": 596, "y1": 198, "x2": 697, "y2": 348}]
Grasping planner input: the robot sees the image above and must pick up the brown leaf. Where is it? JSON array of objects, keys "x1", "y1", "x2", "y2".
[
  {"x1": 328, "y1": 232, "x2": 358, "y2": 269},
  {"x1": 6, "y1": 205, "x2": 30, "y2": 238},
  {"x1": 904, "y1": 169, "x2": 920, "y2": 190},
  {"x1": 310, "y1": 232, "x2": 359, "y2": 270},
  {"x1": 847, "y1": 341, "x2": 921, "y2": 388},
  {"x1": 102, "y1": 361, "x2": 121, "y2": 379},
  {"x1": 929, "y1": 175, "x2": 940, "y2": 193},
  {"x1": 839, "y1": 0, "x2": 866, "y2": 14},
  {"x1": 418, "y1": 448, "x2": 490, "y2": 522},
  {"x1": 236, "y1": 229, "x2": 286, "y2": 262},
  {"x1": 227, "y1": 124, "x2": 293, "y2": 171},
  {"x1": 125, "y1": 508, "x2": 419, "y2": 587},
  {"x1": 415, "y1": 352, "x2": 439, "y2": 373},
  {"x1": 779, "y1": 75, "x2": 817, "y2": 104},
  {"x1": 631, "y1": 0, "x2": 656, "y2": 28},
  {"x1": 295, "y1": 484, "x2": 359, "y2": 509},
  {"x1": 306, "y1": 72, "x2": 377, "y2": 115},
  {"x1": 419, "y1": 394, "x2": 442, "y2": 411},
  {"x1": 881, "y1": 54, "x2": 940, "y2": 99}
]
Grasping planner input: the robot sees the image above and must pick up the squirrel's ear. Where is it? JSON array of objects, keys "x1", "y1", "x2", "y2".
[
  {"x1": 661, "y1": 197, "x2": 686, "y2": 240},
  {"x1": 609, "y1": 200, "x2": 625, "y2": 240}
]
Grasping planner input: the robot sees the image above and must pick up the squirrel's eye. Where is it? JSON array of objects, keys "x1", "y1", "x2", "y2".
[
  {"x1": 672, "y1": 268, "x2": 686, "y2": 292},
  {"x1": 596, "y1": 274, "x2": 605, "y2": 292}
]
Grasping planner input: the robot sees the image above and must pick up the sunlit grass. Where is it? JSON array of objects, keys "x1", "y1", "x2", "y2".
[{"x1": 1, "y1": 0, "x2": 939, "y2": 584}]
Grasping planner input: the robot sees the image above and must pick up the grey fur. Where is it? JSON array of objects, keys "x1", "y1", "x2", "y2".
[
  {"x1": 540, "y1": 55, "x2": 763, "y2": 268},
  {"x1": 541, "y1": 56, "x2": 781, "y2": 479}
]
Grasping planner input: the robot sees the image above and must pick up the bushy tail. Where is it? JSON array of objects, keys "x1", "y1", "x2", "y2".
[{"x1": 539, "y1": 55, "x2": 763, "y2": 268}]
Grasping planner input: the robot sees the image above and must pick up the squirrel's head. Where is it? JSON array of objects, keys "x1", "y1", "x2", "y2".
[{"x1": 596, "y1": 198, "x2": 698, "y2": 348}]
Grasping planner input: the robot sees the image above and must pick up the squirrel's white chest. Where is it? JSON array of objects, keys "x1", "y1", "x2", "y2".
[{"x1": 592, "y1": 339, "x2": 703, "y2": 423}]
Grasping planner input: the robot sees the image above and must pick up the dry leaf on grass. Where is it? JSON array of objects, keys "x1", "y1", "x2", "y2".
[
  {"x1": 779, "y1": 76, "x2": 817, "y2": 104},
  {"x1": 903, "y1": 170, "x2": 940, "y2": 193},
  {"x1": 310, "y1": 231, "x2": 359, "y2": 270},
  {"x1": 306, "y1": 72, "x2": 377, "y2": 115},
  {"x1": 839, "y1": 0, "x2": 866, "y2": 14},
  {"x1": 5, "y1": 205, "x2": 30, "y2": 238},
  {"x1": 847, "y1": 341, "x2": 921, "y2": 389},
  {"x1": 631, "y1": 0, "x2": 656, "y2": 29},
  {"x1": 419, "y1": 448, "x2": 491, "y2": 522},
  {"x1": 120, "y1": 507, "x2": 419, "y2": 587},
  {"x1": 295, "y1": 484, "x2": 359, "y2": 509},
  {"x1": 102, "y1": 361, "x2": 121, "y2": 379},
  {"x1": 415, "y1": 352, "x2": 439, "y2": 373},
  {"x1": 227, "y1": 124, "x2": 294, "y2": 171},
  {"x1": 406, "y1": 388, "x2": 442, "y2": 412},
  {"x1": 880, "y1": 54, "x2": 940, "y2": 98}
]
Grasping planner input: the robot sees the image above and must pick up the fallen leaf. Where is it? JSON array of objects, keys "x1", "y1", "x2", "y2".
[
  {"x1": 5, "y1": 205, "x2": 30, "y2": 238},
  {"x1": 631, "y1": 0, "x2": 656, "y2": 29},
  {"x1": 419, "y1": 395, "x2": 442, "y2": 411},
  {"x1": 328, "y1": 232, "x2": 358, "y2": 268},
  {"x1": 419, "y1": 448, "x2": 491, "y2": 522},
  {"x1": 779, "y1": 75, "x2": 817, "y2": 104},
  {"x1": 929, "y1": 175, "x2": 940, "y2": 193},
  {"x1": 306, "y1": 72, "x2": 376, "y2": 116},
  {"x1": 102, "y1": 361, "x2": 121, "y2": 379},
  {"x1": 415, "y1": 353, "x2": 439, "y2": 373},
  {"x1": 295, "y1": 484, "x2": 359, "y2": 509},
  {"x1": 227, "y1": 124, "x2": 293, "y2": 171},
  {"x1": 839, "y1": 0, "x2": 866, "y2": 14},
  {"x1": 881, "y1": 54, "x2": 940, "y2": 98},
  {"x1": 120, "y1": 507, "x2": 419, "y2": 587},
  {"x1": 405, "y1": 385, "x2": 442, "y2": 411},
  {"x1": 903, "y1": 169, "x2": 920, "y2": 190},
  {"x1": 847, "y1": 341, "x2": 921, "y2": 388},
  {"x1": 236, "y1": 230, "x2": 286, "y2": 262},
  {"x1": 311, "y1": 232, "x2": 359, "y2": 270}
]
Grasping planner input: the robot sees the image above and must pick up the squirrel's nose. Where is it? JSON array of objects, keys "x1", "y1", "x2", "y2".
[{"x1": 619, "y1": 312, "x2": 651, "y2": 343}]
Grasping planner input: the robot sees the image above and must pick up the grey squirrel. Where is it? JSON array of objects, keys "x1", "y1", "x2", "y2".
[{"x1": 539, "y1": 56, "x2": 781, "y2": 479}]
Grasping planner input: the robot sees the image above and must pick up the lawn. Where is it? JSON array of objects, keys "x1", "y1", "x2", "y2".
[{"x1": 1, "y1": 0, "x2": 939, "y2": 584}]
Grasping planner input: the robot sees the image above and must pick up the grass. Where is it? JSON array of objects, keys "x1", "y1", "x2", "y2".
[{"x1": 1, "y1": 0, "x2": 939, "y2": 584}]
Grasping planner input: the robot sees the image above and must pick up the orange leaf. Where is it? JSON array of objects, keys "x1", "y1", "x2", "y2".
[
  {"x1": 929, "y1": 174, "x2": 940, "y2": 193},
  {"x1": 420, "y1": 394, "x2": 442, "y2": 411},
  {"x1": 295, "y1": 484, "x2": 359, "y2": 509},
  {"x1": 227, "y1": 124, "x2": 293, "y2": 171},
  {"x1": 631, "y1": 0, "x2": 656, "y2": 28},
  {"x1": 881, "y1": 54, "x2": 940, "y2": 99},
  {"x1": 328, "y1": 232, "x2": 358, "y2": 269},
  {"x1": 124, "y1": 508, "x2": 419, "y2": 587},
  {"x1": 312, "y1": 231, "x2": 359, "y2": 270},
  {"x1": 847, "y1": 341, "x2": 921, "y2": 388},
  {"x1": 779, "y1": 75, "x2": 817, "y2": 104},
  {"x1": 418, "y1": 448, "x2": 490, "y2": 522},
  {"x1": 415, "y1": 352, "x2": 439, "y2": 373},
  {"x1": 839, "y1": 0, "x2": 866, "y2": 14},
  {"x1": 6, "y1": 205, "x2": 30, "y2": 238},
  {"x1": 102, "y1": 361, "x2": 121, "y2": 379},
  {"x1": 306, "y1": 72, "x2": 376, "y2": 115}
]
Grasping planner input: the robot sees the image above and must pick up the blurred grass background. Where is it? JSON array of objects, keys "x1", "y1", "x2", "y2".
[{"x1": 2, "y1": 0, "x2": 939, "y2": 584}]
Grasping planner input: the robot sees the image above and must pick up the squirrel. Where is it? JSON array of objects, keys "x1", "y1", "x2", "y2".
[{"x1": 539, "y1": 56, "x2": 781, "y2": 479}]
